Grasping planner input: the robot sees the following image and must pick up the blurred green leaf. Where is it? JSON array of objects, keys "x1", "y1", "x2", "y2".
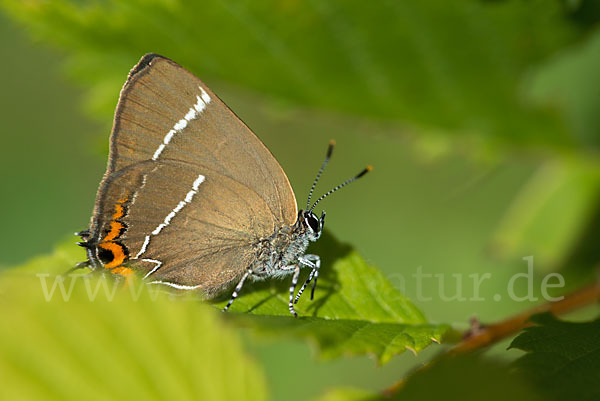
[
  {"x1": 527, "y1": 29, "x2": 600, "y2": 148},
  {"x1": 0, "y1": 0, "x2": 589, "y2": 154},
  {"x1": 309, "y1": 388, "x2": 377, "y2": 401},
  {"x1": 562, "y1": 0, "x2": 600, "y2": 29},
  {"x1": 216, "y1": 232, "x2": 448, "y2": 364},
  {"x1": 509, "y1": 313, "x2": 600, "y2": 401},
  {"x1": 491, "y1": 159, "x2": 600, "y2": 270},
  {"x1": 6, "y1": 234, "x2": 448, "y2": 367},
  {"x1": 492, "y1": 27, "x2": 600, "y2": 270},
  {"x1": 387, "y1": 354, "x2": 543, "y2": 401},
  {"x1": 6, "y1": 0, "x2": 600, "y2": 282},
  {"x1": 309, "y1": 354, "x2": 549, "y2": 401},
  {"x1": 14, "y1": 234, "x2": 84, "y2": 275},
  {"x1": 0, "y1": 249, "x2": 268, "y2": 401}
]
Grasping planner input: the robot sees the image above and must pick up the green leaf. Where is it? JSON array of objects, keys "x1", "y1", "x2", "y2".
[
  {"x1": 0, "y1": 251, "x2": 268, "y2": 401},
  {"x1": 386, "y1": 354, "x2": 543, "y2": 401},
  {"x1": 509, "y1": 313, "x2": 600, "y2": 401},
  {"x1": 490, "y1": 160, "x2": 600, "y2": 270},
  {"x1": 216, "y1": 232, "x2": 449, "y2": 364},
  {"x1": 0, "y1": 0, "x2": 587, "y2": 154}
]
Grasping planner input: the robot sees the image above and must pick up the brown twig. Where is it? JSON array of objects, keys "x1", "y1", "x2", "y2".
[
  {"x1": 449, "y1": 281, "x2": 600, "y2": 355},
  {"x1": 382, "y1": 281, "x2": 600, "y2": 397}
]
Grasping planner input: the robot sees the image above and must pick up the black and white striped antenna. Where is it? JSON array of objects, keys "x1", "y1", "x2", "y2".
[
  {"x1": 306, "y1": 140, "x2": 335, "y2": 210},
  {"x1": 309, "y1": 165, "x2": 372, "y2": 213}
]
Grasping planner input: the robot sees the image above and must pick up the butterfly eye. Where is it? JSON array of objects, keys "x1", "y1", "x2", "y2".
[{"x1": 305, "y1": 215, "x2": 320, "y2": 233}]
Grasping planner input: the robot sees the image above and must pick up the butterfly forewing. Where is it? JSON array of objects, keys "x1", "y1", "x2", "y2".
[
  {"x1": 105, "y1": 54, "x2": 297, "y2": 226},
  {"x1": 90, "y1": 54, "x2": 299, "y2": 294}
]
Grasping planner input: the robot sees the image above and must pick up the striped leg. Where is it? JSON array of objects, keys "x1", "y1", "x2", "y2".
[
  {"x1": 223, "y1": 269, "x2": 252, "y2": 312},
  {"x1": 310, "y1": 267, "x2": 320, "y2": 300},
  {"x1": 294, "y1": 254, "x2": 321, "y2": 303},
  {"x1": 294, "y1": 269, "x2": 315, "y2": 304},
  {"x1": 288, "y1": 265, "x2": 301, "y2": 317}
]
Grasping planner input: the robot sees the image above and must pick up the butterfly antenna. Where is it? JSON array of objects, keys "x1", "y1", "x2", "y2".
[
  {"x1": 306, "y1": 140, "x2": 335, "y2": 210},
  {"x1": 310, "y1": 165, "x2": 372, "y2": 213}
]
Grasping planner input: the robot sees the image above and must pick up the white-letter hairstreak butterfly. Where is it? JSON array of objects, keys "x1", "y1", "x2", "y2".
[{"x1": 77, "y1": 54, "x2": 371, "y2": 316}]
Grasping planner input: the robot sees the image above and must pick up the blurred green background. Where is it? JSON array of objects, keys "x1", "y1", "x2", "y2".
[{"x1": 2, "y1": 1, "x2": 600, "y2": 400}]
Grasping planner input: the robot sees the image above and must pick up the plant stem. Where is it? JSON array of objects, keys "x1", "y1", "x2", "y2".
[
  {"x1": 448, "y1": 281, "x2": 600, "y2": 355},
  {"x1": 383, "y1": 281, "x2": 600, "y2": 397}
]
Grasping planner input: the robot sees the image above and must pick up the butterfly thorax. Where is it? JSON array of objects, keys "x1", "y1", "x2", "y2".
[
  {"x1": 251, "y1": 221, "x2": 312, "y2": 279},
  {"x1": 249, "y1": 209, "x2": 324, "y2": 279}
]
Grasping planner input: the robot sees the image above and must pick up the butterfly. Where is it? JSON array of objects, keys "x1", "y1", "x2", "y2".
[{"x1": 77, "y1": 54, "x2": 370, "y2": 316}]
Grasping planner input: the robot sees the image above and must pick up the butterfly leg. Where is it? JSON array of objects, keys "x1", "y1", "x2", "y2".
[
  {"x1": 294, "y1": 268, "x2": 315, "y2": 304},
  {"x1": 63, "y1": 260, "x2": 90, "y2": 276},
  {"x1": 288, "y1": 265, "x2": 301, "y2": 317},
  {"x1": 294, "y1": 254, "x2": 321, "y2": 304},
  {"x1": 223, "y1": 269, "x2": 253, "y2": 312}
]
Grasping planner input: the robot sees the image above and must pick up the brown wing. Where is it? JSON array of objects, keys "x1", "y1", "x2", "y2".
[
  {"x1": 92, "y1": 159, "x2": 275, "y2": 297},
  {"x1": 95, "y1": 53, "x2": 297, "y2": 228},
  {"x1": 88, "y1": 54, "x2": 300, "y2": 295}
]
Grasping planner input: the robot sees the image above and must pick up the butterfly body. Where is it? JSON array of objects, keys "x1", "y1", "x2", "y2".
[{"x1": 250, "y1": 210, "x2": 324, "y2": 278}]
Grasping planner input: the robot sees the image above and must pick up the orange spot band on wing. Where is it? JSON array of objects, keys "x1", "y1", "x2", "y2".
[
  {"x1": 99, "y1": 197, "x2": 130, "y2": 269},
  {"x1": 110, "y1": 198, "x2": 128, "y2": 221},
  {"x1": 101, "y1": 198, "x2": 129, "y2": 241},
  {"x1": 103, "y1": 221, "x2": 124, "y2": 242},
  {"x1": 99, "y1": 242, "x2": 127, "y2": 269}
]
